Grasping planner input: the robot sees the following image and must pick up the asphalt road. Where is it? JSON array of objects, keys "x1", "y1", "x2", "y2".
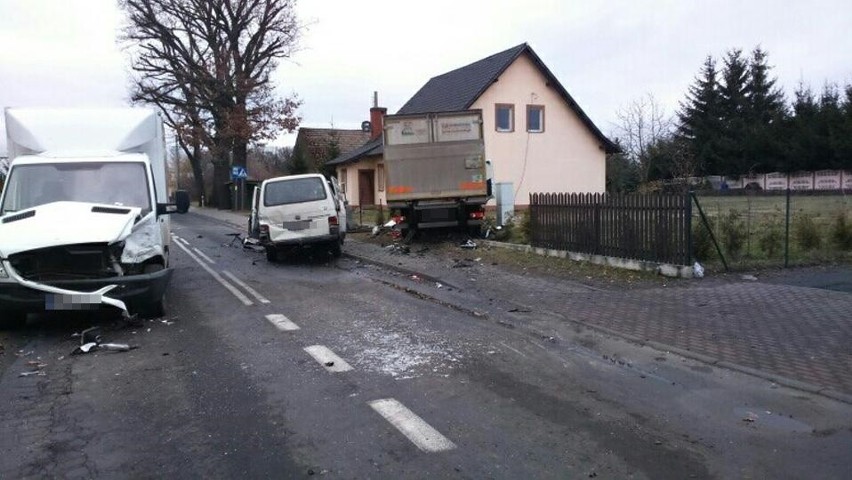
[{"x1": 1, "y1": 212, "x2": 851, "y2": 479}]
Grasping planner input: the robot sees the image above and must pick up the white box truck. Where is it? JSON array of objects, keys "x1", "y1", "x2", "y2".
[
  {"x1": 0, "y1": 108, "x2": 188, "y2": 327},
  {"x1": 383, "y1": 110, "x2": 491, "y2": 237}
]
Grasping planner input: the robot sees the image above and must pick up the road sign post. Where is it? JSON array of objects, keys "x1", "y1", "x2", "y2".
[{"x1": 231, "y1": 166, "x2": 248, "y2": 210}]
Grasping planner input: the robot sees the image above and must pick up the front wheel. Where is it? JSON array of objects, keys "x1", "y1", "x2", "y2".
[
  {"x1": 266, "y1": 247, "x2": 278, "y2": 262},
  {"x1": 137, "y1": 298, "x2": 165, "y2": 319}
]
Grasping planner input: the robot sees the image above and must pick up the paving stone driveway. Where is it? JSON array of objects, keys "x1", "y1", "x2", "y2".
[{"x1": 562, "y1": 282, "x2": 852, "y2": 396}]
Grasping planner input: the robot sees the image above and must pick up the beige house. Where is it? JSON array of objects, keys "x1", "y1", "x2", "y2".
[{"x1": 328, "y1": 43, "x2": 617, "y2": 207}]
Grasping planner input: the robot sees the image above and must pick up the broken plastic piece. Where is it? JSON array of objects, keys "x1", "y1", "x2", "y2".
[
  {"x1": 72, "y1": 342, "x2": 98, "y2": 355},
  {"x1": 81, "y1": 326, "x2": 102, "y2": 345},
  {"x1": 460, "y1": 240, "x2": 477, "y2": 249}
]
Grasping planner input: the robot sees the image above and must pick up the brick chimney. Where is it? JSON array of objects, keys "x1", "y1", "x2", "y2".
[{"x1": 369, "y1": 91, "x2": 386, "y2": 140}]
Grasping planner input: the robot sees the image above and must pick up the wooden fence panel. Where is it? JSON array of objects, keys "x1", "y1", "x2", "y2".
[{"x1": 528, "y1": 192, "x2": 690, "y2": 265}]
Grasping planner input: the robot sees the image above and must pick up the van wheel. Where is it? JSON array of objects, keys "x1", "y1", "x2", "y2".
[
  {"x1": 0, "y1": 310, "x2": 27, "y2": 330},
  {"x1": 330, "y1": 239, "x2": 343, "y2": 258},
  {"x1": 266, "y1": 247, "x2": 278, "y2": 262}
]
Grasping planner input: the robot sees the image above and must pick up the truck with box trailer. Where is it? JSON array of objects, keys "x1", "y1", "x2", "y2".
[
  {"x1": 0, "y1": 108, "x2": 189, "y2": 327},
  {"x1": 382, "y1": 110, "x2": 491, "y2": 238}
]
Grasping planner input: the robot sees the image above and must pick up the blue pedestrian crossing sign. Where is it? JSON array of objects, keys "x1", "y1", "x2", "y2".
[{"x1": 231, "y1": 166, "x2": 248, "y2": 180}]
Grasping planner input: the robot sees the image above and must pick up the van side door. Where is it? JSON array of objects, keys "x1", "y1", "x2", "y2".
[
  {"x1": 249, "y1": 185, "x2": 261, "y2": 238},
  {"x1": 329, "y1": 176, "x2": 347, "y2": 233}
]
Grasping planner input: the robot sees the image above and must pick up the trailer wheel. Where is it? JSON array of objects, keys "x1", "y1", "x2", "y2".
[{"x1": 401, "y1": 228, "x2": 416, "y2": 244}]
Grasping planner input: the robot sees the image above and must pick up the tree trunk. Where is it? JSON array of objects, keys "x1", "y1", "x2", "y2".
[
  {"x1": 212, "y1": 162, "x2": 231, "y2": 209},
  {"x1": 190, "y1": 143, "x2": 205, "y2": 207}
]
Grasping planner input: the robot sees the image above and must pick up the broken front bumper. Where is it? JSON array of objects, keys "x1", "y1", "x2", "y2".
[{"x1": 0, "y1": 260, "x2": 172, "y2": 315}]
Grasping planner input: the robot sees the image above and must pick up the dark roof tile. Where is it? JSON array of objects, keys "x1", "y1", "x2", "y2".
[
  {"x1": 398, "y1": 43, "x2": 617, "y2": 153},
  {"x1": 326, "y1": 137, "x2": 383, "y2": 166}
]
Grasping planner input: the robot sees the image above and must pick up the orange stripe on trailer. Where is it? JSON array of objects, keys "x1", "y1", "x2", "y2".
[
  {"x1": 388, "y1": 185, "x2": 413, "y2": 194},
  {"x1": 459, "y1": 181, "x2": 485, "y2": 190}
]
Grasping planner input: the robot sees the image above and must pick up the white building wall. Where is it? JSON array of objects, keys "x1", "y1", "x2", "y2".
[{"x1": 472, "y1": 54, "x2": 606, "y2": 205}]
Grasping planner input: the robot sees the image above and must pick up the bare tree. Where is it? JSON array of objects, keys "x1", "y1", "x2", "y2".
[
  {"x1": 120, "y1": 0, "x2": 302, "y2": 207},
  {"x1": 612, "y1": 93, "x2": 673, "y2": 183}
]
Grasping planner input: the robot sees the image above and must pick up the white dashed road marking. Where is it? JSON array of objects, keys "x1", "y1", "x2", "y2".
[
  {"x1": 304, "y1": 345, "x2": 353, "y2": 372},
  {"x1": 368, "y1": 398, "x2": 457, "y2": 452},
  {"x1": 223, "y1": 271, "x2": 271, "y2": 304},
  {"x1": 172, "y1": 238, "x2": 254, "y2": 306},
  {"x1": 193, "y1": 247, "x2": 216, "y2": 264},
  {"x1": 265, "y1": 314, "x2": 299, "y2": 331}
]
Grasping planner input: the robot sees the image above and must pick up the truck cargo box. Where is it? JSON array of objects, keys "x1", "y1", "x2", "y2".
[{"x1": 384, "y1": 110, "x2": 487, "y2": 203}]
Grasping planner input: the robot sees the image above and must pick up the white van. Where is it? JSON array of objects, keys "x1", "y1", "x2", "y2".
[{"x1": 249, "y1": 173, "x2": 346, "y2": 261}]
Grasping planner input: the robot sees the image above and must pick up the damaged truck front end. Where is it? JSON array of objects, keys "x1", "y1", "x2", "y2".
[{"x1": 0, "y1": 201, "x2": 179, "y2": 324}]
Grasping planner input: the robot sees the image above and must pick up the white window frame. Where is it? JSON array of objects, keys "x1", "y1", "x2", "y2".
[
  {"x1": 527, "y1": 105, "x2": 545, "y2": 133},
  {"x1": 495, "y1": 104, "x2": 514, "y2": 132}
]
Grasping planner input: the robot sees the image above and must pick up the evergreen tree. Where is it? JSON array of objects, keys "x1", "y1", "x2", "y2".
[
  {"x1": 838, "y1": 84, "x2": 852, "y2": 167},
  {"x1": 783, "y1": 82, "x2": 819, "y2": 172},
  {"x1": 677, "y1": 56, "x2": 723, "y2": 174},
  {"x1": 605, "y1": 147, "x2": 640, "y2": 193},
  {"x1": 817, "y1": 83, "x2": 845, "y2": 170},
  {"x1": 718, "y1": 49, "x2": 750, "y2": 174},
  {"x1": 745, "y1": 47, "x2": 787, "y2": 172},
  {"x1": 288, "y1": 145, "x2": 310, "y2": 174}
]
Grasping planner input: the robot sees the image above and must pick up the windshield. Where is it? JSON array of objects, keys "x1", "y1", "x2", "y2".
[
  {"x1": 264, "y1": 177, "x2": 327, "y2": 206},
  {"x1": 0, "y1": 162, "x2": 151, "y2": 215}
]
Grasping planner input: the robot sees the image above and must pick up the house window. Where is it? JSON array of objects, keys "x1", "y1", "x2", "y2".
[
  {"x1": 377, "y1": 164, "x2": 385, "y2": 191},
  {"x1": 527, "y1": 105, "x2": 544, "y2": 133},
  {"x1": 339, "y1": 168, "x2": 347, "y2": 193},
  {"x1": 495, "y1": 104, "x2": 514, "y2": 132}
]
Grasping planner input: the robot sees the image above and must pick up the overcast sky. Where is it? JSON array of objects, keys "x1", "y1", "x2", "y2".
[{"x1": 1, "y1": 0, "x2": 851, "y2": 155}]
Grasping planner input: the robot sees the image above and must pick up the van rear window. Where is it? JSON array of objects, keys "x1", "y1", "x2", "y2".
[{"x1": 264, "y1": 177, "x2": 327, "y2": 206}]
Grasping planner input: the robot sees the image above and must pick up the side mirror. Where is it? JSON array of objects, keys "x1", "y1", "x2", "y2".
[
  {"x1": 157, "y1": 190, "x2": 191, "y2": 215},
  {"x1": 175, "y1": 190, "x2": 190, "y2": 213}
]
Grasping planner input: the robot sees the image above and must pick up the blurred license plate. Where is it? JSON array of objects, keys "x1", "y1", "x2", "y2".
[
  {"x1": 46, "y1": 293, "x2": 101, "y2": 310},
  {"x1": 282, "y1": 220, "x2": 311, "y2": 230}
]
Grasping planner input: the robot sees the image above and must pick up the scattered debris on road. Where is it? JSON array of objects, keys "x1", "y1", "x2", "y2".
[
  {"x1": 18, "y1": 358, "x2": 49, "y2": 377},
  {"x1": 460, "y1": 239, "x2": 477, "y2": 249},
  {"x1": 72, "y1": 342, "x2": 135, "y2": 355},
  {"x1": 742, "y1": 411, "x2": 759, "y2": 423},
  {"x1": 70, "y1": 326, "x2": 136, "y2": 355},
  {"x1": 452, "y1": 259, "x2": 475, "y2": 268}
]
